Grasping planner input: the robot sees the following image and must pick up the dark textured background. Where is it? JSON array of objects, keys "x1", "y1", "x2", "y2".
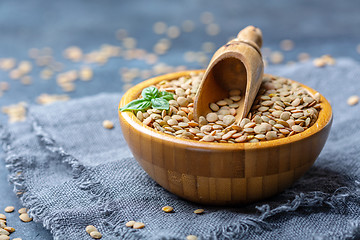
[{"x1": 1, "y1": 0, "x2": 360, "y2": 239}]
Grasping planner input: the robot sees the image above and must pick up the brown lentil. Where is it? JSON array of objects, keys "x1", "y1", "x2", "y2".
[
  {"x1": 18, "y1": 208, "x2": 27, "y2": 214},
  {"x1": 36, "y1": 94, "x2": 70, "y2": 105},
  {"x1": 4, "y1": 207, "x2": 14, "y2": 213},
  {"x1": 186, "y1": 235, "x2": 198, "y2": 240},
  {"x1": 202, "y1": 135, "x2": 215, "y2": 142},
  {"x1": 0, "y1": 229, "x2": 9, "y2": 236},
  {"x1": 3, "y1": 227, "x2": 14, "y2": 233},
  {"x1": 86, "y1": 225, "x2": 97, "y2": 234},
  {"x1": 313, "y1": 55, "x2": 336, "y2": 67},
  {"x1": 292, "y1": 125, "x2": 304, "y2": 133},
  {"x1": 0, "y1": 235, "x2": 10, "y2": 240},
  {"x1": 209, "y1": 103, "x2": 219, "y2": 111},
  {"x1": 90, "y1": 231, "x2": 102, "y2": 239},
  {"x1": 266, "y1": 131, "x2": 277, "y2": 141},
  {"x1": 347, "y1": 95, "x2": 359, "y2": 106},
  {"x1": 161, "y1": 206, "x2": 174, "y2": 213},
  {"x1": 270, "y1": 51, "x2": 284, "y2": 64},
  {"x1": 280, "y1": 39, "x2": 294, "y2": 51},
  {"x1": 133, "y1": 222, "x2": 145, "y2": 229},
  {"x1": 125, "y1": 221, "x2": 136, "y2": 227},
  {"x1": 1, "y1": 102, "x2": 27, "y2": 123},
  {"x1": 0, "y1": 220, "x2": 6, "y2": 228},
  {"x1": 193, "y1": 209, "x2": 205, "y2": 214},
  {"x1": 206, "y1": 112, "x2": 218, "y2": 122},
  {"x1": 102, "y1": 120, "x2": 114, "y2": 129},
  {"x1": 19, "y1": 213, "x2": 32, "y2": 222}
]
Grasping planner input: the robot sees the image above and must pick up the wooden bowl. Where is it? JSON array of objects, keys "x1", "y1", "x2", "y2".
[{"x1": 118, "y1": 70, "x2": 333, "y2": 205}]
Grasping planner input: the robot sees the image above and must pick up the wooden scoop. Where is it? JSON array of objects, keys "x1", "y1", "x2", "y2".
[{"x1": 193, "y1": 26, "x2": 264, "y2": 124}]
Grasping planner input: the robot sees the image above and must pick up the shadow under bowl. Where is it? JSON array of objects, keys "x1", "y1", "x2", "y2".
[{"x1": 118, "y1": 70, "x2": 333, "y2": 205}]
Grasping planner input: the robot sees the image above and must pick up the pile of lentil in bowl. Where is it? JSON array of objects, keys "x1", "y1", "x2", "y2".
[{"x1": 134, "y1": 72, "x2": 321, "y2": 143}]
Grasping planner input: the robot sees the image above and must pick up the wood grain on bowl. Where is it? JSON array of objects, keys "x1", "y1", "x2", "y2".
[{"x1": 119, "y1": 71, "x2": 332, "y2": 205}]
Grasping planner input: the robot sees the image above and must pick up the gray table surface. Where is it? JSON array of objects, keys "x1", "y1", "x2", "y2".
[{"x1": 1, "y1": 0, "x2": 360, "y2": 239}]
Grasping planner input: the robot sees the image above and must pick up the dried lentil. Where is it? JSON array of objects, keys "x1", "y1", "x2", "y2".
[
  {"x1": 186, "y1": 235, "x2": 198, "y2": 240},
  {"x1": 79, "y1": 67, "x2": 93, "y2": 81},
  {"x1": 36, "y1": 94, "x2": 70, "y2": 105},
  {"x1": 18, "y1": 208, "x2": 27, "y2": 214},
  {"x1": 347, "y1": 95, "x2": 359, "y2": 106},
  {"x1": 102, "y1": 120, "x2": 114, "y2": 129},
  {"x1": 133, "y1": 222, "x2": 145, "y2": 229},
  {"x1": 209, "y1": 103, "x2": 219, "y2": 111},
  {"x1": 206, "y1": 112, "x2": 218, "y2": 122},
  {"x1": 313, "y1": 55, "x2": 336, "y2": 67},
  {"x1": 202, "y1": 135, "x2": 215, "y2": 142},
  {"x1": 270, "y1": 51, "x2": 284, "y2": 64},
  {"x1": 1, "y1": 102, "x2": 27, "y2": 123},
  {"x1": 3, "y1": 227, "x2": 14, "y2": 233},
  {"x1": 0, "y1": 220, "x2": 6, "y2": 228},
  {"x1": 90, "y1": 231, "x2": 102, "y2": 239},
  {"x1": 19, "y1": 213, "x2": 32, "y2": 222},
  {"x1": 0, "y1": 229, "x2": 9, "y2": 235},
  {"x1": 4, "y1": 207, "x2": 14, "y2": 213},
  {"x1": 125, "y1": 221, "x2": 136, "y2": 227},
  {"x1": 280, "y1": 39, "x2": 294, "y2": 51},
  {"x1": 162, "y1": 206, "x2": 174, "y2": 213},
  {"x1": 292, "y1": 125, "x2": 304, "y2": 133},
  {"x1": 86, "y1": 225, "x2": 97, "y2": 234},
  {"x1": 193, "y1": 209, "x2": 204, "y2": 214},
  {"x1": 0, "y1": 235, "x2": 10, "y2": 240}
]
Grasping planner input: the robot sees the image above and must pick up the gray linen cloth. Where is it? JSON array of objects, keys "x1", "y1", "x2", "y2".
[{"x1": 1, "y1": 58, "x2": 360, "y2": 240}]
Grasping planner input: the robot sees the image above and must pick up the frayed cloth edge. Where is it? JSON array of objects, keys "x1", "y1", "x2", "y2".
[
  {"x1": 212, "y1": 187, "x2": 359, "y2": 240},
  {"x1": 30, "y1": 117, "x2": 126, "y2": 239},
  {"x1": 1, "y1": 123, "x2": 59, "y2": 237}
]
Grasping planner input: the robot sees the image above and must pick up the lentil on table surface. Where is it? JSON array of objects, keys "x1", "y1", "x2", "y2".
[
  {"x1": 17, "y1": 208, "x2": 27, "y2": 214},
  {"x1": 3, "y1": 207, "x2": 14, "y2": 213},
  {"x1": 347, "y1": 95, "x2": 359, "y2": 106},
  {"x1": 133, "y1": 72, "x2": 321, "y2": 143},
  {"x1": 102, "y1": 120, "x2": 114, "y2": 129},
  {"x1": 0, "y1": 212, "x2": 16, "y2": 239},
  {"x1": 19, "y1": 213, "x2": 32, "y2": 222}
]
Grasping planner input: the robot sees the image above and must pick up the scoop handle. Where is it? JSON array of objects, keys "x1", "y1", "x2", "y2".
[
  {"x1": 224, "y1": 26, "x2": 262, "y2": 55},
  {"x1": 237, "y1": 25, "x2": 263, "y2": 49}
]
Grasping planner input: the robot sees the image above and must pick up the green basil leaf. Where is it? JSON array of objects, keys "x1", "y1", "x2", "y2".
[
  {"x1": 159, "y1": 91, "x2": 174, "y2": 101},
  {"x1": 151, "y1": 98, "x2": 170, "y2": 110},
  {"x1": 119, "y1": 99, "x2": 151, "y2": 112},
  {"x1": 141, "y1": 86, "x2": 159, "y2": 100}
]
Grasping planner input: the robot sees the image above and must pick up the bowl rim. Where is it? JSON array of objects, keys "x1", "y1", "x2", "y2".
[{"x1": 119, "y1": 70, "x2": 333, "y2": 151}]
